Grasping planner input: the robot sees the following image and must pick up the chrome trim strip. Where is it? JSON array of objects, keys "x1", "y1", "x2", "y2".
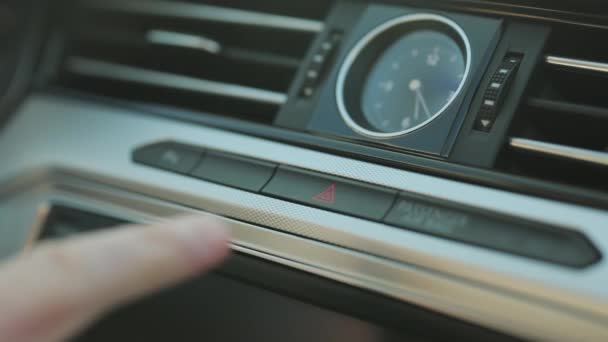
[
  {"x1": 65, "y1": 57, "x2": 287, "y2": 106},
  {"x1": 546, "y1": 55, "x2": 608, "y2": 74},
  {"x1": 336, "y1": 13, "x2": 472, "y2": 139},
  {"x1": 82, "y1": 0, "x2": 324, "y2": 33},
  {"x1": 3, "y1": 174, "x2": 607, "y2": 341},
  {"x1": 510, "y1": 137, "x2": 608, "y2": 167},
  {"x1": 3, "y1": 95, "x2": 608, "y2": 340},
  {"x1": 146, "y1": 30, "x2": 222, "y2": 54}
]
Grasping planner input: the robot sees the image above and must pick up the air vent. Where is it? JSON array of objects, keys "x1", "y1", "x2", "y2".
[
  {"x1": 46, "y1": 0, "x2": 332, "y2": 124},
  {"x1": 498, "y1": 25, "x2": 608, "y2": 193}
]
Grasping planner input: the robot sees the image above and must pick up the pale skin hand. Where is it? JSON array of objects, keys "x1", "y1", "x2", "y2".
[{"x1": 0, "y1": 215, "x2": 231, "y2": 342}]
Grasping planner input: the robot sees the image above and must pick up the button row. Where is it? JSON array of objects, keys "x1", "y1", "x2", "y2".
[
  {"x1": 133, "y1": 141, "x2": 397, "y2": 221},
  {"x1": 133, "y1": 142, "x2": 276, "y2": 192},
  {"x1": 133, "y1": 141, "x2": 600, "y2": 267},
  {"x1": 474, "y1": 53, "x2": 522, "y2": 132},
  {"x1": 300, "y1": 30, "x2": 343, "y2": 98}
]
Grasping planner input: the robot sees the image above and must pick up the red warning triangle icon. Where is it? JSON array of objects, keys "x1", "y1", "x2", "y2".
[{"x1": 312, "y1": 184, "x2": 336, "y2": 204}]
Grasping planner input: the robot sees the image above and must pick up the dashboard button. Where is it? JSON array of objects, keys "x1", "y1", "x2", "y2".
[
  {"x1": 262, "y1": 166, "x2": 397, "y2": 221},
  {"x1": 191, "y1": 152, "x2": 276, "y2": 192},
  {"x1": 384, "y1": 195, "x2": 600, "y2": 267},
  {"x1": 133, "y1": 142, "x2": 202, "y2": 174},
  {"x1": 474, "y1": 112, "x2": 496, "y2": 132}
]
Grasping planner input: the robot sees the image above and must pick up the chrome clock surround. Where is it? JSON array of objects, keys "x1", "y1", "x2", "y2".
[{"x1": 336, "y1": 13, "x2": 473, "y2": 139}]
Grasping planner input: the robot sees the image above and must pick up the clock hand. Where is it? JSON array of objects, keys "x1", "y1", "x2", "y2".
[
  {"x1": 409, "y1": 79, "x2": 422, "y2": 120},
  {"x1": 413, "y1": 90, "x2": 420, "y2": 120},
  {"x1": 416, "y1": 87, "x2": 432, "y2": 119}
]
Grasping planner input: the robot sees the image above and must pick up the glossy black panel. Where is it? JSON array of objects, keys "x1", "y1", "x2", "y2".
[
  {"x1": 133, "y1": 142, "x2": 203, "y2": 174},
  {"x1": 262, "y1": 166, "x2": 397, "y2": 221},
  {"x1": 191, "y1": 152, "x2": 277, "y2": 192},
  {"x1": 384, "y1": 193, "x2": 601, "y2": 267}
]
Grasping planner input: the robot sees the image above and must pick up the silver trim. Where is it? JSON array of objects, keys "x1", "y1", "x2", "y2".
[
  {"x1": 82, "y1": 0, "x2": 324, "y2": 33},
  {"x1": 65, "y1": 57, "x2": 287, "y2": 106},
  {"x1": 546, "y1": 55, "x2": 608, "y2": 74},
  {"x1": 3, "y1": 173, "x2": 608, "y2": 342},
  {"x1": 3, "y1": 95, "x2": 608, "y2": 340},
  {"x1": 510, "y1": 137, "x2": 608, "y2": 167},
  {"x1": 336, "y1": 14, "x2": 472, "y2": 139},
  {"x1": 146, "y1": 30, "x2": 222, "y2": 55}
]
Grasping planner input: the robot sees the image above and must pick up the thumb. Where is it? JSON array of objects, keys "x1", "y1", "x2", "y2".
[{"x1": 0, "y1": 215, "x2": 231, "y2": 342}]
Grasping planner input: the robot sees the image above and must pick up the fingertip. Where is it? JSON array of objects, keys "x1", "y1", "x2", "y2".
[{"x1": 167, "y1": 215, "x2": 232, "y2": 271}]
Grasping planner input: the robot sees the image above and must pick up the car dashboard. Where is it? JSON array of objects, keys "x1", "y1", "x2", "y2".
[{"x1": 1, "y1": 0, "x2": 608, "y2": 341}]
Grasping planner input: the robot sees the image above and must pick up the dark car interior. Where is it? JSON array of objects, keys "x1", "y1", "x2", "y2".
[{"x1": 2, "y1": 0, "x2": 608, "y2": 341}]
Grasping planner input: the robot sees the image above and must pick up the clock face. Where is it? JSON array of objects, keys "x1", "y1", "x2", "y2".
[
  {"x1": 337, "y1": 14, "x2": 471, "y2": 139},
  {"x1": 361, "y1": 30, "x2": 466, "y2": 134}
]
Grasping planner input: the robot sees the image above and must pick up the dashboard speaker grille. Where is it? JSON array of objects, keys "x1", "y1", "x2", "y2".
[{"x1": 43, "y1": 0, "x2": 331, "y2": 124}]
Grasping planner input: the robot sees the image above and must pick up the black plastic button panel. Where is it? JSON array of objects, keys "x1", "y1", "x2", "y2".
[
  {"x1": 133, "y1": 141, "x2": 600, "y2": 268},
  {"x1": 191, "y1": 152, "x2": 276, "y2": 192},
  {"x1": 134, "y1": 142, "x2": 277, "y2": 192},
  {"x1": 133, "y1": 142, "x2": 202, "y2": 174},
  {"x1": 474, "y1": 53, "x2": 522, "y2": 132},
  {"x1": 262, "y1": 166, "x2": 397, "y2": 221},
  {"x1": 384, "y1": 195, "x2": 600, "y2": 268}
]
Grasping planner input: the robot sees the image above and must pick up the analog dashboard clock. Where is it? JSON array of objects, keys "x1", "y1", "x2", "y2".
[{"x1": 337, "y1": 14, "x2": 471, "y2": 138}]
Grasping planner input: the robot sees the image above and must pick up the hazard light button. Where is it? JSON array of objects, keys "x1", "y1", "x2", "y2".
[{"x1": 262, "y1": 166, "x2": 397, "y2": 221}]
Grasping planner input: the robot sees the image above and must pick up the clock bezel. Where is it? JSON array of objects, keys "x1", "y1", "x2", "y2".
[{"x1": 336, "y1": 13, "x2": 473, "y2": 139}]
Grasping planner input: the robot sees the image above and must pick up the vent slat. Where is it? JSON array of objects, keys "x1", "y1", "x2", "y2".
[
  {"x1": 81, "y1": 0, "x2": 325, "y2": 33},
  {"x1": 510, "y1": 138, "x2": 608, "y2": 167},
  {"x1": 527, "y1": 98, "x2": 608, "y2": 121},
  {"x1": 49, "y1": 0, "x2": 331, "y2": 124},
  {"x1": 146, "y1": 30, "x2": 222, "y2": 54},
  {"x1": 145, "y1": 30, "x2": 301, "y2": 69},
  {"x1": 545, "y1": 55, "x2": 608, "y2": 74},
  {"x1": 66, "y1": 57, "x2": 288, "y2": 105},
  {"x1": 498, "y1": 26, "x2": 608, "y2": 194}
]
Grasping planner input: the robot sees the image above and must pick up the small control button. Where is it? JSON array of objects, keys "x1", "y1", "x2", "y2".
[
  {"x1": 321, "y1": 41, "x2": 333, "y2": 51},
  {"x1": 306, "y1": 69, "x2": 319, "y2": 80},
  {"x1": 474, "y1": 114, "x2": 495, "y2": 132},
  {"x1": 262, "y1": 166, "x2": 397, "y2": 221},
  {"x1": 133, "y1": 142, "x2": 202, "y2": 174},
  {"x1": 312, "y1": 54, "x2": 325, "y2": 64},
  {"x1": 301, "y1": 86, "x2": 315, "y2": 97},
  {"x1": 191, "y1": 152, "x2": 276, "y2": 192},
  {"x1": 385, "y1": 195, "x2": 600, "y2": 267}
]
